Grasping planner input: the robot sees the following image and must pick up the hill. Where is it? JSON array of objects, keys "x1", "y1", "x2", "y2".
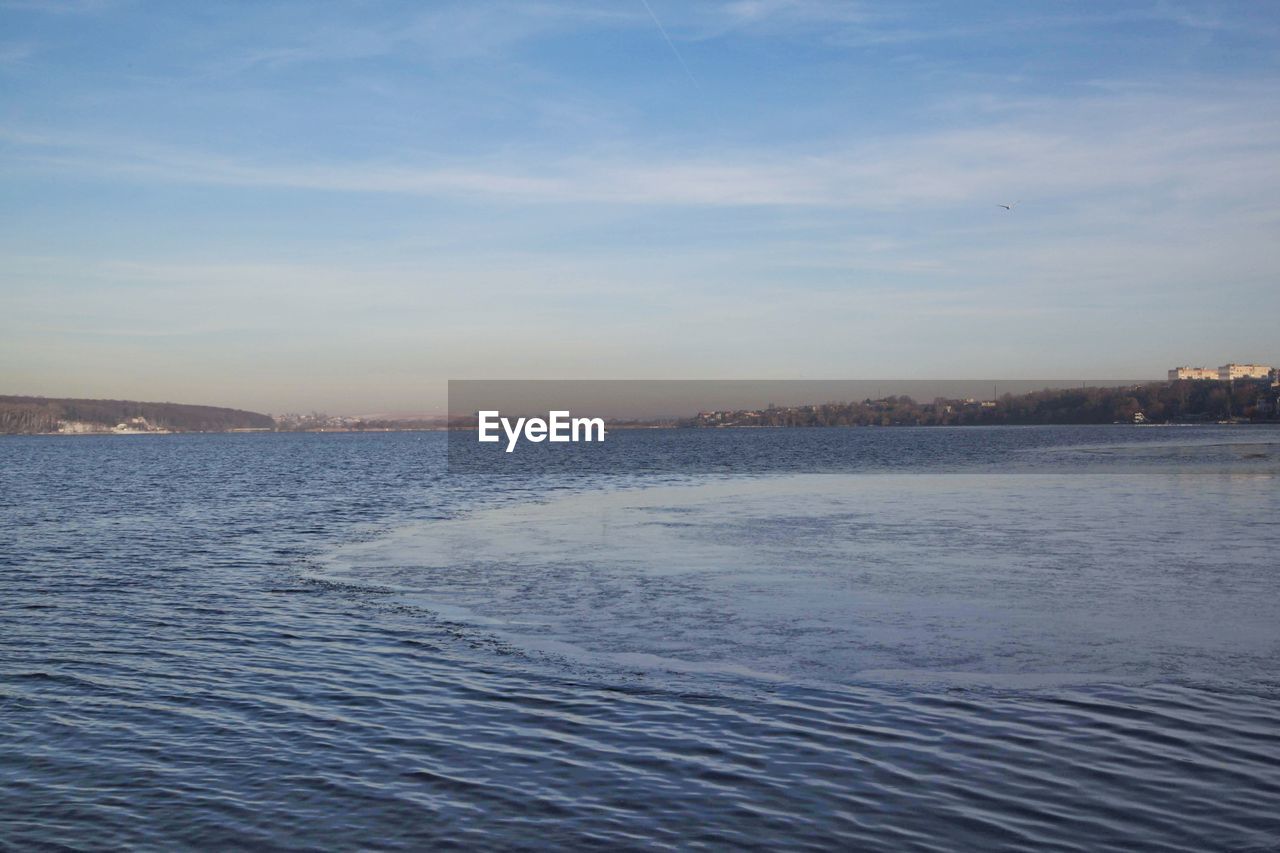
[{"x1": 0, "y1": 395, "x2": 275, "y2": 434}]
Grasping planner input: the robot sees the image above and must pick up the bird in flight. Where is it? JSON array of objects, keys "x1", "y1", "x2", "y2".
[{"x1": 997, "y1": 201, "x2": 1020, "y2": 211}]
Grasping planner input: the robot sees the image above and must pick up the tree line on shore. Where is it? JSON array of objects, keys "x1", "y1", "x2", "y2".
[
  {"x1": 0, "y1": 395, "x2": 275, "y2": 434},
  {"x1": 681, "y1": 379, "x2": 1280, "y2": 428},
  {"x1": 5, "y1": 380, "x2": 1276, "y2": 435}
]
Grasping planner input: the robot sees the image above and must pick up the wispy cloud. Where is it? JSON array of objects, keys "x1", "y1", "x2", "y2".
[
  {"x1": 5, "y1": 82, "x2": 1278, "y2": 213},
  {"x1": 693, "y1": 1, "x2": 1280, "y2": 46},
  {"x1": 0, "y1": 41, "x2": 36, "y2": 65},
  {"x1": 0, "y1": 0, "x2": 118, "y2": 13},
  {"x1": 716, "y1": 0, "x2": 871, "y2": 28},
  {"x1": 207, "y1": 1, "x2": 641, "y2": 75}
]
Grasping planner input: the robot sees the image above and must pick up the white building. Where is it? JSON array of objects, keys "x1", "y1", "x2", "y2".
[
  {"x1": 1167, "y1": 366, "x2": 1217, "y2": 381},
  {"x1": 1218, "y1": 363, "x2": 1271, "y2": 381}
]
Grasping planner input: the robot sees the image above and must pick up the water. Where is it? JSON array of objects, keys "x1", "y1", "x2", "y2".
[{"x1": 2, "y1": 427, "x2": 1279, "y2": 850}]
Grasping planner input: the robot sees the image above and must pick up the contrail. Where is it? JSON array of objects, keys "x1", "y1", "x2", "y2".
[{"x1": 638, "y1": 0, "x2": 702, "y2": 92}]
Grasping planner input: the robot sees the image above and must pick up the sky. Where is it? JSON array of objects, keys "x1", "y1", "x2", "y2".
[{"x1": 1, "y1": 0, "x2": 1278, "y2": 413}]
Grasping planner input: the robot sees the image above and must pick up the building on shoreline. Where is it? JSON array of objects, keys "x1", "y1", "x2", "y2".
[
  {"x1": 1167, "y1": 366, "x2": 1217, "y2": 381},
  {"x1": 1218, "y1": 363, "x2": 1271, "y2": 381},
  {"x1": 1168, "y1": 364, "x2": 1273, "y2": 381}
]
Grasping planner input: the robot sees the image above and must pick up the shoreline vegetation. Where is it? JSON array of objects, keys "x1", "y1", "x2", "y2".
[
  {"x1": 680, "y1": 378, "x2": 1280, "y2": 428},
  {"x1": 0, "y1": 395, "x2": 275, "y2": 435},
  {"x1": 3, "y1": 379, "x2": 1279, "y2": 436}
]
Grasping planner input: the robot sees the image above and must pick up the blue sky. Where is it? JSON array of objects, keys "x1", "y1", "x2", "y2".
[{"x1": 2, "y1": 0, "x2": 1278, "y2": 412}]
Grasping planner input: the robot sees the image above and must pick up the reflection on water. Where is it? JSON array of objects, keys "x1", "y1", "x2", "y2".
[{"x1": 2, "y1": 427, "x2": 1279, "y2": 850}]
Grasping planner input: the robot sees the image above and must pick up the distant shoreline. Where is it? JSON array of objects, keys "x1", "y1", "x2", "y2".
[
  {"x1": 5, "y1": 379, "x2": 1279, "y2": 435},
  {"x1": 11, "y1": 421, "x2": 1279, "y2": 440}
]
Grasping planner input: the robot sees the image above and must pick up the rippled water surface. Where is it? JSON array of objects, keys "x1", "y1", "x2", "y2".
[{"x1": 3, "y1": 427, "x2": 1279, "y2": 851}]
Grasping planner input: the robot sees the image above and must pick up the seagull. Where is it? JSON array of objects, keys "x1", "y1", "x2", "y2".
[{"x1": 997, "y1": 201, "x2": 1020, "y2": 211}]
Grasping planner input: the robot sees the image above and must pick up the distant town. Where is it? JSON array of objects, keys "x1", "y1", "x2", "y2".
[
  {"x1": 1167, "y1": 363, "x2": 1272, "y2": 381},
  {"x1": 271, "y1": 412, "x2": 449, "y2": 432},
  {"x1": 2, "y1": 362, "x2": 1278, "y2": 434}
]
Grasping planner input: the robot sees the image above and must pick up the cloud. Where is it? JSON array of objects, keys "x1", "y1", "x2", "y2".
[
  {"x1": 718, "y1": 0, "x2": 871, "y2": 26},
  {"x1": 207, "y1": 1, "x2": 642, "y2": 74},
  {"x1": 0, "y1": 0, "x2": 117, "y2": 13},
  {"x1": 692, "y1": 1, "x2": 1280, "y2": 48},
  {"x1": 5, "y1": 80, "x2": 1278, "y2": 216},
  {"x1": 0, "y1": 41, "x2": 36, "y2": 65}
]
